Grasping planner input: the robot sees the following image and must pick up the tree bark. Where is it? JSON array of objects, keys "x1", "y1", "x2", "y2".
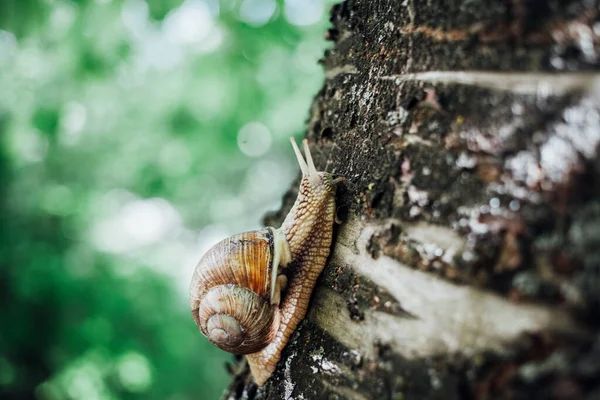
[{"x1": 224, "y1": 0, "x2": 600, "y2": 398}]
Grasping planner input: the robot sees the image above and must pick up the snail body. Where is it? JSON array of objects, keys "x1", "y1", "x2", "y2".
[{"x1": 190, "y1": 138, "x2": 338, "y2": 386}]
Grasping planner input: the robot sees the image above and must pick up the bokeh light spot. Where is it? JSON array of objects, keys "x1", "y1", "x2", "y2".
[
  {"x1": 284, "y1": 0, "x2": 323, "y2": 26},
  {"x1": 237, "y1": 121, "x2": 272, "y2": 157},
  {"x1": 239, "y1": 0, "x2": 277, "y2": 26},
  {"x1": 12, "y1": 130, "x2": 48, "y2": 163},
  {"x1": 116, "y1": 352, "x2": 152, "y2": 393},
  {"x1": 163, "y1": 0, "x2": 214, "y2": 46},
  {"x1": 60, "y1": 102, "x2": 87, "y2": 145},
  {"x1": 49, "y1": 2, "x2": 76, "y2": 34},
  {"x1": 0, "y1": 31, "x2": 17, "y2": 65},
  {"x1": 92, "y1": 196, "x2": 182, "y2": 254},
  {"x1": 61, "y1": 360, "x2": 107, "y2": 400}
]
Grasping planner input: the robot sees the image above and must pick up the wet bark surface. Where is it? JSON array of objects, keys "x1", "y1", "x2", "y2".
[{"x1": 223, "y1": 1, "x2": 600, "y2": 399}]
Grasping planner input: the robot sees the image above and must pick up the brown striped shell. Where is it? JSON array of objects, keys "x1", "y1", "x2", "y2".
[{"x1": 189, "y1": 228, "x2": 279, "y2": 354}]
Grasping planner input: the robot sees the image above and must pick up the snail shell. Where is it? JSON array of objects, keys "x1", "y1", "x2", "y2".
[{"x1": 190, "y1": 227, "x2": 289, "y2": 354}]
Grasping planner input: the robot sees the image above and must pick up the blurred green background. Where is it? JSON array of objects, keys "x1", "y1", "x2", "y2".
[{"x1": 0, "y1": 0, "x2": 331, "y2": 398}]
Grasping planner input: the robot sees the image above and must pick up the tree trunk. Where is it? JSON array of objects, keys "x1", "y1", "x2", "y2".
[{"x1": 224, "y1": 0, "x2": 600, "y2": 398}]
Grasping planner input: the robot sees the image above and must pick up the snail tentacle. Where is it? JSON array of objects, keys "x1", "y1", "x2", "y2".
[
  {"x1": 290, "y1": 137, "x2": 309, "y2": 176},
  {"x1": 302, "y1": 138, "x2": 320, "y2": 184}
]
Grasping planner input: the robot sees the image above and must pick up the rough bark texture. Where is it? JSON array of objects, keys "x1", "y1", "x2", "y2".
[{"x1": 223, "y1": 1, "x2": 600, "y2": 399}]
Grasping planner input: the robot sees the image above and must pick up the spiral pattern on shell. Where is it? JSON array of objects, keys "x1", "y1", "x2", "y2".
[{"x1": 190, "y1": 228, "x2": 279, "y2": 354}]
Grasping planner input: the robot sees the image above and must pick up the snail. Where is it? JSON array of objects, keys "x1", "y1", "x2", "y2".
[{"x1": 189, "y1": 138, "x2": 339, "y2": 386}]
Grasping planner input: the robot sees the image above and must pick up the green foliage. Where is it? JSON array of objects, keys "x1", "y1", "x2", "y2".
[{"x1": 0, "y1": 0, "x2": 332, "y2": 398}]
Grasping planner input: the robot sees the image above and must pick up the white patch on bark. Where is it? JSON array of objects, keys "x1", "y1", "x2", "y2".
[
  {"x1": 402, "y1": 220, "x2": 465, "y2": 253},
  {"x1": 310, "y1": 346, "x2": 342, "y2": 375},
  {"x1": 379, "y1": 71, "x2": 600, "y2": 95},
  {"x1": 312, "y1": 217, "x2": 588, "y2": 362},
  {"x1": 284, "y1": 352, "x2": 296, "y2": 400}
]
